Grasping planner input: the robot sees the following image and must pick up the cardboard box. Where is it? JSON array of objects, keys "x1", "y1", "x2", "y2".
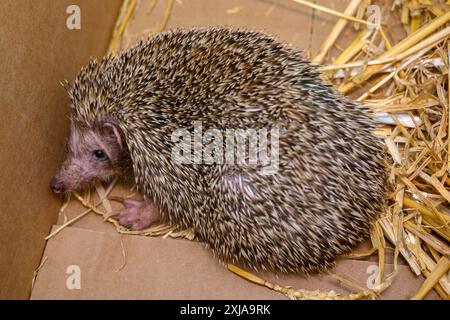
[{"x1": 0, "y1": 0, "x2": 439, "y2": 300}]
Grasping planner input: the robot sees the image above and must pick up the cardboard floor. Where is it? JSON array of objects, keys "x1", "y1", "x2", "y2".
[
  {"x1": 32, "y1": 225, "x2": 435, "y2": 299},
  {"x1": 31, "y1": 0, "x2": 438, "y2": 299}
]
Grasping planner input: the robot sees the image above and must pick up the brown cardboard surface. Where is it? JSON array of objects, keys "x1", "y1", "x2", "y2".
[
  {"x1": 0, "y1": 0, "x2": 121, "y2": 299},
  {"x1": 31, "y1": 226, "x2": 438, "y2": 300},
  {"x1": 124, "y1": 0, "x2": 315, "y2": 52}
]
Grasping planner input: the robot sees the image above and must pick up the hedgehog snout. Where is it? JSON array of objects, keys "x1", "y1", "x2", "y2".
[{"x1": 50, "y1": 176, "x2": 65, "y2": 194}]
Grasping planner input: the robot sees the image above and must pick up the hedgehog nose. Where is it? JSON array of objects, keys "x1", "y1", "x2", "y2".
[{"x1": 50, "y1": 177, "x2": 65, "y2": 194}]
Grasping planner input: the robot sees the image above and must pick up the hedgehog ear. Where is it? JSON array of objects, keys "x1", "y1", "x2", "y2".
[{"x1": 102, "y1": 123, "x2": 123, "y2": 150}]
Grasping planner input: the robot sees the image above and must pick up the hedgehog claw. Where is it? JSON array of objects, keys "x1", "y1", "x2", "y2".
[{"x1": 110, "y1": 198, "x2": 159, "y2": 231}]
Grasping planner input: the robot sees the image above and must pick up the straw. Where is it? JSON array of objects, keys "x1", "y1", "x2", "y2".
[
  {"x1": 338, "y1": 11, "x2": 450, "y2": 94},
  {"x1": 310, "y1": 0, "x2": 363, "y2": 64}
]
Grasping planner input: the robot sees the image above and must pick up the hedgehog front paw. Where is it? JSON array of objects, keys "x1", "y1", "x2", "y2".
[{"x1": 110, "y1": 198, "x2": 159, "y2": 230}]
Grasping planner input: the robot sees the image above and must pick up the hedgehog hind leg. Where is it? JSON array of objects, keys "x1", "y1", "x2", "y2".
[{"x1": 110, "y1": 197, "x2": 160, "y2": 230}]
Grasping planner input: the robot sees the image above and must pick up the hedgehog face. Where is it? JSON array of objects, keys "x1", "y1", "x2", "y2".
[{"x1": 50, "y1": 119, "x2": 127, "y2": 194}]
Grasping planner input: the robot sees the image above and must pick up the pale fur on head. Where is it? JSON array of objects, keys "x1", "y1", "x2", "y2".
[{"x1": 50, "y1": 116, "x2": 130, "y2": 193}]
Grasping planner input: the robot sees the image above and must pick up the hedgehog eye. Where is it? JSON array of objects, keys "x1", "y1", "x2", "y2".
[{"x1": 93, "y1": 149, "x2": 108, "y2": 161}]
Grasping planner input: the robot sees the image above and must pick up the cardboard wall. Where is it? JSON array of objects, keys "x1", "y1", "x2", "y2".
[{"x1": 0, "y1": 0, "x2": 121, "y2": 299}]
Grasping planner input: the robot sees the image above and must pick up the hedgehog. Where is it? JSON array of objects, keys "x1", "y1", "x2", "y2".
[{"x1": 50, "y1": 27, "x2": 387, "y2": 273}]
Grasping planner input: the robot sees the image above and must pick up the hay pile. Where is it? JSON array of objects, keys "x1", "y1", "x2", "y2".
[{"x1": 312, "y1": 0, "x2": 450, "y2": 300}]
